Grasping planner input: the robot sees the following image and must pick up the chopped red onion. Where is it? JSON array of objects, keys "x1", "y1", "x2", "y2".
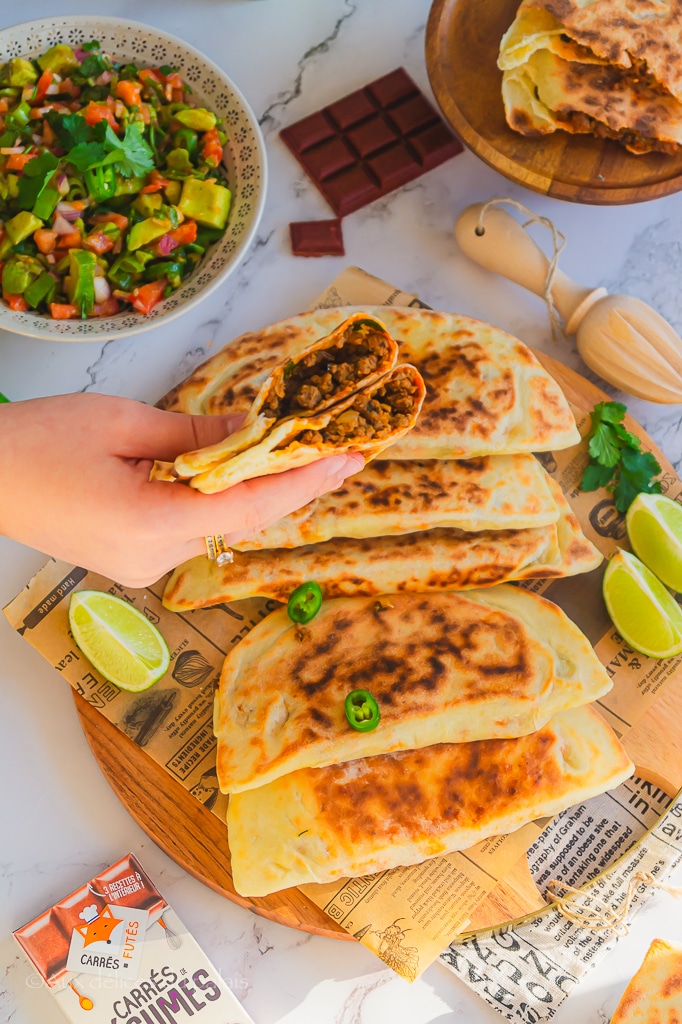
[
  {"x1": 55, "y1": 202, "x2": 81, "y2": 222},
  {"x1": 52, "y1": 213, "x2": 76, "y2": 235},
  {"x1": 95, "y1": 70, "x2": 112, "y2": 85},
  {"x1": 74, "y1": 47, "x2": 87, "y2": 62},
  {"x1": 94, "y1": 277, "x2": 111, "y2": 302},
  {"x1": 56, "y1": 172, "x2": 69, "y2": 195},
  {"x1": 157, "y1": 234, "x2": 179, "y2": 256}
]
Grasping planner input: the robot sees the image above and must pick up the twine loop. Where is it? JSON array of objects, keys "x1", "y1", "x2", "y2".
[
  {"x1": 546, "y1": 870, "x2": 682, "y2": 936},
  {"x1": 474, "y1": 197, "x2": 567, "y2": 343}
]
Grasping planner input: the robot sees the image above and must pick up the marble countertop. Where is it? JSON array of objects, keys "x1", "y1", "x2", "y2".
[{"x1": 2, "y1": 1, "x2": 682, "y2": 1022}]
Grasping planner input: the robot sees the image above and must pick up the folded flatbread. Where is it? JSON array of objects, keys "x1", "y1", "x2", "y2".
[
  {"x1": 214, "y1": 585, "x2": 612, "y2": 794},
  {"x1": 500, "y1": 1, "x2": 682, "y2": 154},
  {"x1": 158, "y1": 307, "x2": 579, "y2": 458},
  {"x1": 164, "y1": 476, "x2": 601, "y2": 608},
  {"x1": 227, "y1": 706, "x2": 634, "y2": 895},
  {"x1": 165, "y1": 364, "x2": 425, "y2": 494},
  {"x1": 233, "y1": 454, "x2": 559, "y2": 550},
  {"x1": 611, "y1": 938, "x2": 682, "y2": 1024}
]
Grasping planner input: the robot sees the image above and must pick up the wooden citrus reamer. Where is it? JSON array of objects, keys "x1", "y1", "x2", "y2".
[{"x1": 455, "y1": 202, "x2": 682, "y2": 404}]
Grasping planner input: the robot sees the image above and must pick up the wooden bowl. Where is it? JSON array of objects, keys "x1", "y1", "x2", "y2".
[{"x1": 425, "y1": 0, "x2": 682, "y2": 204}]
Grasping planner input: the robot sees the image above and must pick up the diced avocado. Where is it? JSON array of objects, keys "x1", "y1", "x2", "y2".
[
  {"x1": 114, "y1": 174, "x2": 146, "y2": 197},
  {"x1": 24, "y1": 271, "x2": 56, "y2": 309},
  {"x1": 132, "y1": 192, "x2": 163, "y2": 217},
  {"x1": 38, "y1": 44, "x2": 78, "y2": 76},
  {"x1": 163, "y1": 180, "x2": 182, "y2": 205},
  {"x1": 174, "y1": 107, "x2": 217, "y2": 132},
  {"x1": 165, "y1": 147, "x2": 193, "y2": 171},
  {"x1": 5, "y1": 210, "x2": 43, "y2": 245},
  {"x1": 127, "y1": 217, "x2": 172, "y2": 251},
  {"x1": 178, "y1": 177, "x2": 231, "y2": 231},
  {"x1": 67, "y1": 249, "x2": 97, "y2": 318},
  {"x1": 2, "y1": 256, "x2": 41, "y2": 295},
  {"x1": 8, "y1": 58, "x2": 37, "y2": 87}
]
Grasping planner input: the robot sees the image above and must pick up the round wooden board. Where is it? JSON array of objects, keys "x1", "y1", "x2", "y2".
[
  {"x1": 74, "y1": 349, "x2": 680, "y2": 941},
  {"x1": 425, "y1": 0, "x2": 682, "y2": 204}
]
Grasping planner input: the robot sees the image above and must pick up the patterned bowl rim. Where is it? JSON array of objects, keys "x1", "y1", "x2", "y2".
[{"x1": 0, "y1": 14, "x2": 267, "y2": 342}]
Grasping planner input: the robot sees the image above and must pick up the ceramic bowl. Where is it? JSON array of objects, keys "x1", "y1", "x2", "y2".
[{"x1": 0, "y1": 16, "x2": 266, "y2": 340}]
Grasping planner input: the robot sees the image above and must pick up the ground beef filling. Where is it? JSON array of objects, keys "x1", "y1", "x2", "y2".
[
  {"x1": 556, "y1": 108, "x2": 679, "y2": 154},
  {"x1": 264, "y1": 322, "x2": 391, "y2": 418},
  {"x1": 294, "y1": 369, "x2": 418, "y2": 447}
]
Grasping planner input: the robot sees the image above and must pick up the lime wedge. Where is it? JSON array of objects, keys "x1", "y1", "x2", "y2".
[
  {"x1": 603, "y1": 550, "x2": 682, "y2": 659},
  {"x1": 69, "y1": 590, "x2": 170, "y2": 692},
  {"x1": 626, "y1": 492, "x2": 682, "y2": 593}
]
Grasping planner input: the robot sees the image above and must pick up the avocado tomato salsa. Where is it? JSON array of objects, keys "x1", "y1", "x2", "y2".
[{"x1": 0, "y1": 40, "x2": 232, "y2": 319}]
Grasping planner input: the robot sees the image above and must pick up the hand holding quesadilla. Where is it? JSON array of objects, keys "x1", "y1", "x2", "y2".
[{"x1": 151, "y1": 315, "x2": 425, "y2": 492}]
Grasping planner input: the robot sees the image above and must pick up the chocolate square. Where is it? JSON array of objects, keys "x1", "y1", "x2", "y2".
[
  {"x1": 323, "y1": 165, "x2": 379, "y2": 216},
  {"x1": 346, "y1": 116, "x2": 398, "y2": 158},
  {"x1": 300, "y1": 137, "x2": 357, "y2": 182},
  {"x1": 367, "y1": 68, "x2": 417, "y2": 108},
  {"x1": 290, "y1": 219, "x2": 345, "y2": 257},
  {"x1": 327, "y1": 88, "x2": 377, "y2": 130}
]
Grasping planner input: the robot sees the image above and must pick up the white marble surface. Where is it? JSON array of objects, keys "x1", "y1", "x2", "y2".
[{"x1": 2, "y1": 1, "x2": 682, "y2": 1022}]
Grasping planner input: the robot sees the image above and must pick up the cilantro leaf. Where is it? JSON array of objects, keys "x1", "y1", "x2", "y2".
[
  {"x1": 65, "y1": 140, "x2": 107, "y2": 171},
  {"x1": 592, "y1": 400, "x2": 627, "y2": 426},
  {"x1": 16, "y1": 150, "x2": 59, "y2": 211},
  {"x1": 588, "y1": 424, "x2": 622, "y2": 467},
  {"x1": 78, "y1": 53, "x2": 108, "y2": 79},
  {"x1": 47, "y1": 111, "x2": 92, "y2": 150},
  {"x1": 581, "y1": 400, "x2": 662, "y2": 513},
  {"x1": 581, "y1": 461, "x2": 614, "y2": 491},
  {"x1": 103, "y1": 122, "x2": 154, "y2": 178}
]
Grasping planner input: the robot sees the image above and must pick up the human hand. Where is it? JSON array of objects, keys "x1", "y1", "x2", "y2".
[{"x1": 0, "y1": 392, "x2": 364, "y2": 587}]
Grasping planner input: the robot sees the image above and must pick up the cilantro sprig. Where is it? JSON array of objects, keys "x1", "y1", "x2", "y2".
[
  {"x1": 64, "y1": 117, "x2": 154, "y2": 179},
  {"x1": 580, "y1": 401, "x2": 662, "y2": 513}
]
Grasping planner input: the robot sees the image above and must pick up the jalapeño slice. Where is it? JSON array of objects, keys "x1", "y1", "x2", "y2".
[
  {"x1": 345, "y1": 689, "x2": 380, "y2": 732},
  {"x1": 287, "y1": 581, "x2": 323, "y2": 624}
]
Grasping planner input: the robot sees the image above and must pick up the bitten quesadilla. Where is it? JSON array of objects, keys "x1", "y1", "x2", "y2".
[
  {"x1": 500, "y1": 0, "x2": 682, "y2": 154},
  {"x1": 158, "y1": 307, "x2": 579, "y2": 458},
  {"x1": 163, "y1": 475, "x2": 601, "y2": 608},
  {"x1": 214, "y1": 586, "x2": 612, "y2": 794},
  {"x1": 227, "y1": 706, "x2": 634, "y2": 895},
  {"x1": 233, "y1": 454, "x2": 560, "y2": 551},
  {"x1": 166, "y1": 363, "x2": 425, "y2": 494}
]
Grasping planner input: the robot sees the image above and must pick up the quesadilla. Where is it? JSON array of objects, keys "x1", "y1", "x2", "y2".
[
  {"x1": 500, "y1": 0, "x2": 682, "y2": 154},
  {"x1": 227, "y1": 706, "x2": 634, "y2": 896},
  {"x1": 611, "y1": 938, "x2": 682, "y2": 1024},
  {"x1": 163, "y1": 475, "x2": 601, "y2": 608},
  {"x1": 157, "y1": 364, "x2": 425, "y2": 493},
  {"x1": 232, "y1": 454, "x2": 559, "y2": 551},
  {"x1": 214, "y1": 585, "x2": 612, "y2": 794},
  {"x1": 158, "y1": 307, "x2": 579, "y2": 458}
]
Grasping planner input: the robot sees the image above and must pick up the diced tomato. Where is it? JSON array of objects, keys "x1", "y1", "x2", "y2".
[
  {"x1": 201, "y1": 127, "x2": 223, "y2": 167},
  {"x1": 139, "y1": 68, "x2": 163, "y2": 85},
  {"x1": 130, "y1": 278, "x2": 166, "y2": 315},
  {"x1": 0, "y1": 98, "x2": 9, "y2": 114},
  {"x1": 59, "y1": 231, "x2": 83, "y2": 249},
  {"x1": 33, "y1": 229, "x2": 58, "y2": 254},
  {"x1": 93, "y1": 296, "x2": 120, "y2": 317},
  {"x1": 83, "y1": 230, "x2": 114, "y2": 255},
  {"x1": 139, "y1": 170, "x2": 172, "y2": 194},
  {"x1": 42, "y1": 119, "x2": 55, "y2": 146},
  {"x1": 4, "y1": 293, "x2": 29, "y2": 311},
  {"x1": 59, "y1": 79, "x2": 81, "y2": 99},
  {"x1": 82, "y1": 101, "x2": 118, "y2": 129},
  {"x1": 5, "y1": 151, "x2": 36, "y2": 171},
  {"x1": 115, "y1": 79, "x2": 142, "y2": 107},
  {"x1": 169, "y1": 220, "x2": 197, "y2": 245},
  {"x1": 50, "y1": 302, "x2": 79, "y2": 319},
  {"x1": 90, "y1": 211, "x2": 129, "y2": 231},
  {"x1": 161, "y1": 70, "x2": 184, "y2": 102},
  {"x1": 34, "y1": 68, "x2": 54, "y2": 104}
]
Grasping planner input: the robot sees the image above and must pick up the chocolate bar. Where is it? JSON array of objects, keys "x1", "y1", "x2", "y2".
[
  {"x1": 290, "y1": 218, "x2": 345, "y2": 256},
  {"x1": 280, "y1": 68, "x2": 463, "y2": 217}
]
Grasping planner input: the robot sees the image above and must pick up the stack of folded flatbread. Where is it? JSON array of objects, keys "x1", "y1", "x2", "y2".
[
  {"x1": 499, "y1": 0, "x2": 682, "y2": 155},
  {"x1": 158, "y1": 307, "x2": 633, "y2": 897}
]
